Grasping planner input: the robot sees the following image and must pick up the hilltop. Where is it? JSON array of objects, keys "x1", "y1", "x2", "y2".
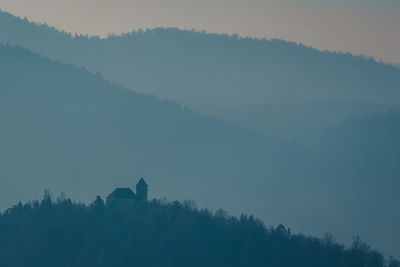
[{"x1": 1, "y1": 194, "x2": 398, "y2": 267}]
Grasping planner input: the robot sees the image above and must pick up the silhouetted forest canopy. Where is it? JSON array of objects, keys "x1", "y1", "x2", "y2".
[{"x1": 1, "y1": 193, "x2": 399, "y2": 267}]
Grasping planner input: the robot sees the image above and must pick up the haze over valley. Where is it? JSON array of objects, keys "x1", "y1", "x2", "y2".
[{"x1": 0, "y1": 8, "x2": 399, "y2": 260}]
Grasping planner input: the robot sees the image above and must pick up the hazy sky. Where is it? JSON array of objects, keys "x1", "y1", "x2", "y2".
[{"x1": 1, "y1": 0, "x2": 400, "y2": 62}]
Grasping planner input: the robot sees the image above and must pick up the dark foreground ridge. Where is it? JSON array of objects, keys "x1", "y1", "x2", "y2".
[{"x1": 0, "y1": 192, "x2": 398, "y2": 267}]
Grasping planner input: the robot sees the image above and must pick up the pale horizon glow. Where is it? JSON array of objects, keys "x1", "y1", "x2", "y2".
[{"x1": 1, "y1": 0, "x2": 400, "y2": 63}]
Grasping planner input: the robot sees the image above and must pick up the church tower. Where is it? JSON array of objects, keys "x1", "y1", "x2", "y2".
[{"x1": 136, "y1": 177, "x2": 148, "y2": 203}]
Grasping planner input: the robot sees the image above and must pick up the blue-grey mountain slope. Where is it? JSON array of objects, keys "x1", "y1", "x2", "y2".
[
  {"x1": 1, "y1": 10, "x2": 400, "y2": 140},
  {"x1": 0, "y1": 44, "x2": 296, "y2": 219},
  {"x1": 0, "y1": 45, "x2": 400, "y2": 257}
]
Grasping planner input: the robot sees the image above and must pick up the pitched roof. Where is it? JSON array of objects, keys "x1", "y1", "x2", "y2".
[
  {"x1": 107, "y1": 188, "x2": 136, "y2": 200},
  {"x1": 136, "y1": 177, "x2": 148, "y2": 187}
]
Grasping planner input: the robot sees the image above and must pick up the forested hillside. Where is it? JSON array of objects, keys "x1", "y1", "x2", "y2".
[{"x1": 1, "y1": 195, "x2": 398, "y2": 267}]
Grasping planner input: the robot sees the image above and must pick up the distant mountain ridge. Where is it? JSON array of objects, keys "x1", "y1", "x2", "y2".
[{"x1": 1, "y1": 10, "x2": 400, "y2": 139}]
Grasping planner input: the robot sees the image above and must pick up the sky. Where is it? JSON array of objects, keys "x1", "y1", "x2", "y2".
[{"x1": 1, "y1": 0, "x2": 399, "y2": 63}]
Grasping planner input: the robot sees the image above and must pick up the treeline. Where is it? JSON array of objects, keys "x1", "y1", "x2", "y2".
[{"x1": 0, "y1": 193, "x2": 398, "y2": 267}]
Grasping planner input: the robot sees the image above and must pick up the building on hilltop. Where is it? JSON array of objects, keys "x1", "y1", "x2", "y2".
[
  {"x1": 106, "y1": 178, "x2": 148, "y2": 209},
  {"x1": 136, "y1": 177, "x2": 148, "y2": 203}
]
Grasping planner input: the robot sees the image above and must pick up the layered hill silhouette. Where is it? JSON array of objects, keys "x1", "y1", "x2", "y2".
[
  {"x1": 1, "y1": 10, "x2": 400, "y2": 139},
  {"x1": 1, "y1": 44, "x2": 400, "y2": 258},
  {"x1": 1, "y1": 195, "x2": 399, "y2": 267},
  {"x1": 0, "y1": 44, "x2": 289, "y2": 208},
  {"x1": 1, "y1": 10, "x2": 400, "y2": 257},
  {"x1": 0, "y1": 43, "x2": 309, "y2": 231}
]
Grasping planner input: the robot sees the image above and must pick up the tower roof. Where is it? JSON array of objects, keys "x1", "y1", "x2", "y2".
[
  {"x1": 136, "y1": 177, "x2": 148, "y2": 187},
  {"x1": 107, "y1": 188, "x2": 136, "y2": 200}
]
